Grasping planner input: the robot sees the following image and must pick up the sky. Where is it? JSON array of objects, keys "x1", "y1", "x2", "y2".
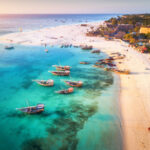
[{"x1": 0, "y1": 0, "x2": 149, "y2": 14}]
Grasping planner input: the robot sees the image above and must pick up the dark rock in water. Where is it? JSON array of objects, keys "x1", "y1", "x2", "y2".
[
  {"x1": 21, "y1": 81, "x2": 32, "y2": 89},
  {"x1": 47, "y1": 127, "x2": 58, "y2": 135},
  {"x1": 22, "y1": 138, "x2": 44, "y2": 150}
]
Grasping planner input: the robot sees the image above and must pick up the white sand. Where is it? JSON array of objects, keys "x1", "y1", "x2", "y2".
[{"x1": 1, "y1": 22, "x2": 150, "y2": 150}]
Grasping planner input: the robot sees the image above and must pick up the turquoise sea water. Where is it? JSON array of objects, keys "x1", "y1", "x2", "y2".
[{"x1": 0, "y1": 44, "x2": 122, "y2": 150}]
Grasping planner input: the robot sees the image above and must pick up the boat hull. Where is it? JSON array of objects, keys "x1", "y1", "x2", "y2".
[
  {"x1": 64, "y1": 81, "x2": 83, "y2": 87},
  {"x1": 34, "y1": 80, "x2": 54, "y2": 86},
  {"x1": 53, "y1": 65, "x2": 71, "y2": 71},
  {"x1": 17, "y1": 104, "x2": 45, "y2": 114},
  {"x1": 51, "y1": 71, "x2": 70, "y2": 76}
]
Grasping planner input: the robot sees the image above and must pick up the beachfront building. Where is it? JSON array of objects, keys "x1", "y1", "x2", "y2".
[{"x1": 140, "y1": 27, "x2": 150, "y2": 34}]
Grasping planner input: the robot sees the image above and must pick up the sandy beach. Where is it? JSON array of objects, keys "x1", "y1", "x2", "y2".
[{"x1": 0, "y1": 22, "x2": 150, "y2": 150}]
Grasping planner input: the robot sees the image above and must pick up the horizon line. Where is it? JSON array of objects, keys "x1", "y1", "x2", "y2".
[
  {"x1": 0, "y1": 12, "x2": 150, "y2": 15},
  {"x1": 0, "y1": 12, "x2": 149, "y2": 15}
]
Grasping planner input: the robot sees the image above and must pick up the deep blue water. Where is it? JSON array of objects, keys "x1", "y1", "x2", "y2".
[{"x1": 0, "y1": 14, "x2": 119, "y2": 35}]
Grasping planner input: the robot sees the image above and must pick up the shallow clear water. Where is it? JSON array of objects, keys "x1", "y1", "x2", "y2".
[{"x1": 0, "y1": 45, "x2": 122, "y2": 150}]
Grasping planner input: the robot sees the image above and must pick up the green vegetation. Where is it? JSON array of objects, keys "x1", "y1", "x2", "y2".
[
  {"x1": 86, "y1": 14, "x2": 150, "y2": 53},
  {"x1": 106, "y1": 14, "x2": 150, "y2": 26}
]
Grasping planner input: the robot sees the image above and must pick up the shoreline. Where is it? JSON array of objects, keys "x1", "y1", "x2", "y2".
[
  {"x1": 0, "y1": 22, "x2": 102, "y2": 46},
  {"x1": 1, "y1": 21, "x2": 150, "y2": 150}
]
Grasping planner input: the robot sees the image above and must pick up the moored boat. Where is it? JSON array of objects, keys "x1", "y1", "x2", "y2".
[
  {"x1": 50, "y1": 70, "x2": 70, "y2": 76},
  {"x1": 5, "y1": 46, "x2": 14, "y2": 50},
  {"x1": 98, "y1": 59, "x2": 113, "y2": 64},
  {"x1": 93, "y1": 64, "x2": 105, "y2": 68},
  {"x1": 81, "y1": 45, "x2": 93, "y2": 50},
  {"x1": 33, "y1": 79, "x2": 54, "y2": 86},
  {"x1": 113, "y1": 69, "x2": 130, "y2": 75},
  {"x1": 80, "y1": 61, "x2": 89, "y2": 64},
  {"x1": 52, "y1": 65, "x2": 71, "y2": 71},
  {"x1": 55, "y1": 87, "x2": 74, "y2": 94},
  {"x1": 16, "y1": 104, "x2": 44, "y2": 114},
  {"x1": 64, "y1": 80, "x2": 83, "y2": 87},
  {"x1": 104, "y1": 68, "x2": 130, "y2": 75},
  {"x1": 91, "y1": 50, "x2": 100, "y2": 53}
]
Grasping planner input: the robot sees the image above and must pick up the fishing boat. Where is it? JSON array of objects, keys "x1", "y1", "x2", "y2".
[
  {"x1": 104, "y1": 68, "x2": 130, "y2": 75},
  {"x1": 91, "y1": 50, "x2": 100, "y2": 53},
  {"x1": 93, "y1": 65, "x2": 105, "y2": 68},
  {"x1": 16, "y1": 104, "x2": 44, "y2": 114},
  {"x1": 107, "y1": 63, "x2": 116, "y2": 67},
  {"x1": 64, "y1": 80, "x2": 83, "y2": 87},
  {"x1": 80, "y1": 61, "x2": 89, "y2": 64},
  {"x1": 50, "y1": 71, "x2": 70, "y2": 76},
  {"x1": 32, "y1": 79, "x2": 54, "y2": 86},
  {"x1": 52, "y1": 65, "x2": 71, "y2": 71},
  {"x1": 5, "y1": 46, "x2": 14, "y2": 50},
  {"x1": 81, "y1": 45, "x2": 93, "y2": 50},
  {"x1": 98, "y1": 59, "x2": 113, "y2": 64},
  {"x1": 55, "y1": 87, "x2": 74, "y2": 94},
  {"x1": 99, "y1": 57, "x2": 114, "y2": 62},
  {"x1": 113, "y1": 69, "x2": 130, "y2": 75}
]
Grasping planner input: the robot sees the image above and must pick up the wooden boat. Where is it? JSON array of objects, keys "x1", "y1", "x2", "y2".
[
  {"x1": 95, "y1": 61, "x2": 116, "y2": 67},
  {"x1": 50, "y1": 71, "x2": 70, "y2": 76},
  {"x1": 52, "y1": 65, "x2": 71, "y2": 71},
  {"x1": 91, "y1": 50, "x2": 100, "y2": 53},
  {"x1": 33, "y1": 79, "x2": 54, "y2": 86},
  {"x1": 93, "y1": 65, "x2": 105, "y2": 68},
  {"x1": 107, "y1": 63, "x2": 116, "y2": 67},
  {"x1": 99, "y1": 57, "x2": 114, "y2": 62},
  {"x1": 81, "y1": 45, "x2": 93, "y2": 50},
  {"x1": 112, "y1": 56, "x2": 125, "y2": 60},
  {"x1": 111, "y1": 52, "x2": 121, "y2": 55},
  {"x1": 95, "y1": 62, "x2": 102, "y2": 65},
  {"x1": 96, "y1": 61, "x2": 113, "y2": 65},
  {"x1": 64, "y1": 80, "x2": 83, "y2": 87},
  {"x1": 55, "y1": 87, "x2": 74, "y2": 94},
  {"x1": 16, "y1": 104, "x2": 44, "y2": 114},
  {"x1": 113, "y1": 69, "x2": 130, "y2": 75},
  {"x1": 80, "y1": 61, "x2": 89, "y2": 64},
  {"x1": 98, "y1": 59, "x2": 113, "y2": 64},
  {"x1": 5, "y1": 46, "x2": 14, "y2": 50},
  {"x1": 104, "y1": 68, "x2": 130, "y2": 75}
]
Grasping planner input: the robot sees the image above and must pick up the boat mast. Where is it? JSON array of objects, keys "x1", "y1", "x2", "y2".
[{"x1": 26, "y1": 99, "x2": 31, "y2": 112}]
